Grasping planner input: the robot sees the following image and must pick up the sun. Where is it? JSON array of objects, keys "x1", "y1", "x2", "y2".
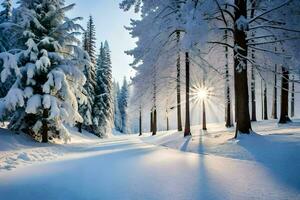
[{"x1": 196, "y1": 89, "x2": 208, "y2": 100}]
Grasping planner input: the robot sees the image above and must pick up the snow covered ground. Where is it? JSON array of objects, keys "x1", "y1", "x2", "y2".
[{"x1": 0, "y1": 120, "x2": 300, "y2": 199}]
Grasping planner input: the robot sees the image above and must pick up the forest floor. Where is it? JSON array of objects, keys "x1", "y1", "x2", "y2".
[{"x1": 0, "y1": 120, "x2": 299, "y2": 200}]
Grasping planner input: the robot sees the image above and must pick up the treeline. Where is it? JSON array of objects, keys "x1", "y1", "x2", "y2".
[{"x1": 120, "y1": 0, "x2": 300, "y2": 137}]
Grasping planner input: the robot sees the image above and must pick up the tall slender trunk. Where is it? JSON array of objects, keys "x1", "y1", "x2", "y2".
[
  {"x1": 152, "y1": 76, "x2": 157, "y2": 136},
  {"x1": 279, "y1": 66, "x2": 291, "y2": 123},
  {"x1": 224, "y1": 25, "x2": 233, "y2": 127},
  {"x1": 263, "y1": 82, "x2": 268, "y2": 120},
  {"x1": 150, "y1": 110, "x2": 153, "y2": 132},
  {"x1": 202, "y1": 100, "x2": 207, "y2": 130},
  {"x1": 250, "y1": 1, "x2": 257, "y2": 122},
  {"x1": 234, "y1": 0, "x2": 251, "y2": 138},
  {"x1": 271, "y1": 64, "x2": 278, "y2": 119},
  {"x1": 184, "y1": 52, "x2": 191, "y2": 137},
  {"x1": 153, "y1": 108, "x2": 157, "y2": 136},
  {"x1": 176, "y1": 31, "x2": 183, "y2": 131},
  {"x1": 291, "y1": 75, "x2": 295, "y2": 118},
  {"x1": 139, "y1": 106, "x2": 142, "y2": 136},
  {"x1": 166, "y1": 108, "x2": 169, "y2": 131},
  {"x1": 251, "y1": 65, "x2": 257, "y2": 121},
  {"x1": 42, "y1": 109, "x2": 49, "y2": 143}
]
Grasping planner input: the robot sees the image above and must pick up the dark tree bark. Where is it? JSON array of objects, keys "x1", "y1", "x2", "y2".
[
  {"x1": 152, "y1": 108, "x2": 157, "y2": 136},
  {"x1": 139, "y1": 106, "x2": 142, "y2": 136},
  {"x1": 263, "y1": 82, "x2": 268, "y2": 120},
  {"x1": 291, "y1": 75, "x2": 295, "y2": 118},
  {"x1": 176, "y1": 31, "x2": 183, "y2": 132},
  {"x1": 279, "y1": 66, "x2": 291, "y2": 123},
  {"x1": 224, "y1": 24, "x2": 233, "y2": 127},
  {"x1": 271, "y1": 64, "x2": 278, "y2": 119},
  {"x1": 184, "y1": 52, "x2": 191, "y2": 137},
  {"x1": 202, "y1": 100, "x2": 207, "y2": 130},
  {"x1": 77, "y1": 122, "x2": 82, "y2": 133},
  {"x1": 150, "y1": 110, "x2": 153, "y2": 132},
  {"x1": 250, "y1": 0, "x2": 257, "y2": 122},
  {"x1": 166, "y1": 108, "x2": 169, "y2": 131},
  {"x1": 41, "y1": 109, "x2": 49, "y2": 143},
  {"x1": 234, "y1": 0, "x2": 252, "y2": 138}
]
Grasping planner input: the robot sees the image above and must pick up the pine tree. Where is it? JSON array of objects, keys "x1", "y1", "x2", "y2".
[
  {"x1": 113, "y1": 81, "x2": 122, "y2": 132},
  {"x1": 93, "y1": 41, "x2": 113, "y2": 137},
  {"x1": 85, "y1": 16, "x2": 97, "y2": 65},
  {"x1": 118, "y1": 77, "x2": 128, "y2": 133},
  {"x1": 0, "y1": 0, "x2": 86, "y2": 143},
  {"x1": 78, "y1": 30, "x2": 97, "y2": 132}
]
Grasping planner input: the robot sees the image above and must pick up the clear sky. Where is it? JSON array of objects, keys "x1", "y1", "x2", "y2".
[{"x1": 66, "y1": 0, "x2": 138, "y2": 83}]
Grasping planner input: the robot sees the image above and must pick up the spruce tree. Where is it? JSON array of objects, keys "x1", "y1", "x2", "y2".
[
  {"x1": 118, "y1": 77, "x2": 128, "y2": 133},
  {"x1": 93, "y1": 41, "x2": 113, "y2": 137},
  {"x1": 0, "y1": 0, "x2": 87, "y2": 142},
  {"x1": 113, "y1": 81, "x2": 122, "y2": 132}
]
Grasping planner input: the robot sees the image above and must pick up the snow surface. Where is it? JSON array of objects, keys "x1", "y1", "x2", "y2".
[{"x1": 0, "y1": 120, "x2": 300, "y2": 200}]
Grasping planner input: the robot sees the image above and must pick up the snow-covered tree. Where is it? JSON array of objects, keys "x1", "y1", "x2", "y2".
[
  {"x1": 0, "y1": 0, "x2": 12, "y2": 20},
  {"x1": 118, "y1": 77, "x2": 128, "y2": 133},
  {"x1": 85, "y1": 15, "x2": 97, "y2": 65},
  {"x1": 93, "y1": 41, "x2": 113, "y2": 137},
  {"x1": 78, "y1": 19, "x2": 97, "y2": 133},
  {"x1": 0, "y1": 0, "x2": 86, "y2": 143},
  {"x1": 113, "y1": 81, "x2": 122, "y2": 132}
]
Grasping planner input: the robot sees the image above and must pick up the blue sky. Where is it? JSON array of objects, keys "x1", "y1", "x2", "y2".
[{"x1": 66, "y1": 0, "x2": 138, "y2": 83}]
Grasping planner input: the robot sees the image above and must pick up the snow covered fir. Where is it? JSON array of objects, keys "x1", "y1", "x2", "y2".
[{"x1": 0, "y1": 0, "x2": 300, "y2": 200}]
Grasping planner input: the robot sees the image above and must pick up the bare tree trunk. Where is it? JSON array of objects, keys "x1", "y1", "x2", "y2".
[
  {"x1": 291, "y1": 75, "x2": 295, "y2": 118},
  {"x1": 77, "y1": 122, "x2": 82, "y2": 133},
  {"x1": 166, "y1": 108, "x2": 169, "y2": 131},
  {"x1": 42, "y1": 109, "x2": 49, "y2": 143},
  {"x1": 176, "y1": 31, "x2": 183, "y2": 132},
  {"x1": 251, "y1": 65, "x2": 257, "y2": 121},
  {"x1": 152, "y1": 76, "x2": 157, "y2": 136},
  {"x1": 152, "y1": 108, "x2": 157, "y2": 136},
  {"x1": 279, "y1": 66, "x2": 291, "y2": 123},
  {"x1": 234, "y1": 0, "x2": 251, "y2": 138},
  {"x1": 139, "y1": 106, "x2": 142, "y2": 136},
  {"x1": 202, "y1": 100, "x2": 207, "y2": 130},
  {"x1": 263, "y1": 82, "x2": 268, "y2": 120},
  {"x1": 250, "y1": 0, "x2": 257, "y2": 122},
  {"x1": 271, "y1": 64, "x2": 278, "y2": 119},
  {"x1": 150, "y1": 110, "x2": 153, "y2": 133},
  {"x1": 184, "y1": 52, "x2": 191, "y2": 137},
  {"x1": 224, "y1": 26, "x2": 233, "y2": 127}
]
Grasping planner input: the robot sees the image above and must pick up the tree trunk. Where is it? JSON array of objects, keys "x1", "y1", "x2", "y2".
[
  {"x1": 279, "y1": 66, "x2": 291, "y2": 123},
  {"x1": 184, "y1": 52, "x2": 191, "y2": 137},
  {"x1": 139, "y1": 107, "x2": 142, "y2": 136},
  {"x1": 271, "y1": 64, "x2": 278, "y2": 119},
  {"x1": 234, "y1": 0, "x2": 251, "y2": 138},
  {"x1": 291, "y1": 75, "x2": 295, "y2": 118},
  {"x1": 202, "y1": 100, "x2": 207, "y2": 130},
  {"x1": 41, "y1": 109, "x2": 49, "y2": 143},
  {"x1": 250, "y1": 0, "x2": 257, "y2": 122},
  {"x1": 224, "y1": 26, "x2": 233, "y2": 127},
  {"x1": 166, "y1": 108, "x2": 169, "y2": 131},
  {"x1": 176, "y1": 31, "x2": 183, "y2": 132},
  {"x1": 251, "y1": 65, "x2": 257, "y2": 121},
  {"x1": 152, "y1": 108, "x2": 157, "y2": 136},
  {"x1": 261, "y1": 79, "x2": 264, "y2": 120},
  {"x1": 150, "y1": 111, "x2": 153, "y2": 132},
  {"x1": 77, "y1": 123, "x2": 82, "y2": 133},
  {"x1": 263, "y1": 82, "x2": 268, "y2": 120}
]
